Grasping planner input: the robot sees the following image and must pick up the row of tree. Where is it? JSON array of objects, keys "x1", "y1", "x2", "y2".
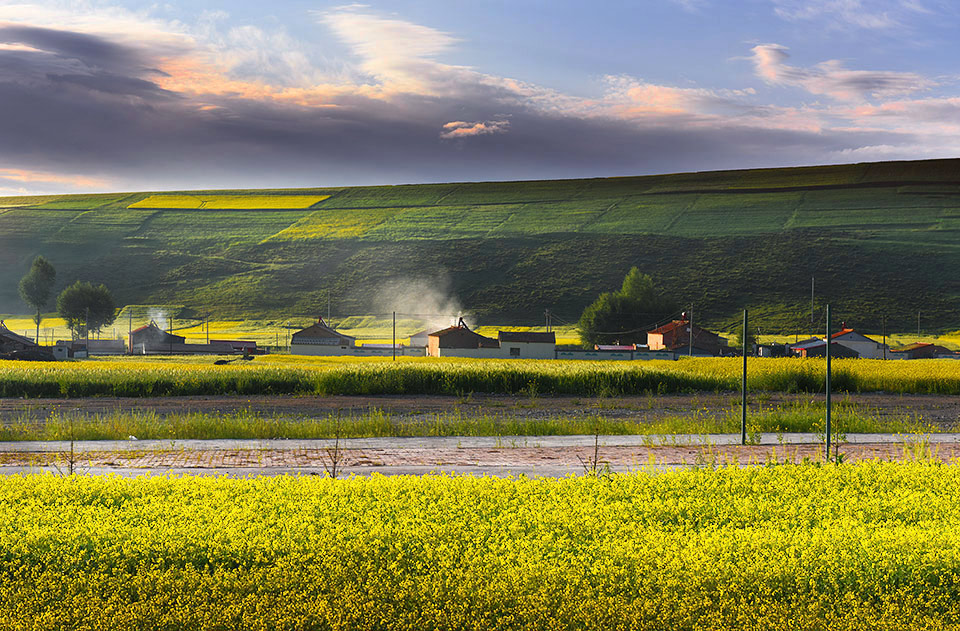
[{"x1": 17, "y1": 256, "x2": 117, "y2": 341}]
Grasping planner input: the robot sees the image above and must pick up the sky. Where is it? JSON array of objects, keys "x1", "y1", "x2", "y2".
[{"x1": 1, "y1": 0, "x2": 960, "y2": 194}]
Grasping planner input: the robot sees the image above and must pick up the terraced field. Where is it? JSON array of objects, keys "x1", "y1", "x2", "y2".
[{"x1": 2, "y1": 158, "x2": 960, "y2": 331}]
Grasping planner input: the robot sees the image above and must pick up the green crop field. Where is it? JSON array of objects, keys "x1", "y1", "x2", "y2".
[
  {"x1": 4, "y1": 464, "x2": 960, "y2": 630},
  {"x1": 2, "y1": 158, "x2": 960, "y2": 332}
]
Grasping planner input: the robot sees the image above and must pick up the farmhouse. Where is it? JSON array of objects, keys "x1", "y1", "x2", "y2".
[
  {"x1": 0, "y1": 321, "x2": 37, "y2": 353},
  {"x1": 408, "y1": 330, "x2": 430, "y2": 348},
  {"x1": 830, "y1": 326, "x2": 889, "y2": 359},
  {"x1": 427, "y1": 319, "x2": 499, "y2": 358},
  {"x1": 790, "y1": 338, "x2": 860, "y2": 359},
  {"x1": 290, "y1": 318, "x2": 356, "y2": 356},
  {"x1": 889, "y1": 342, "x2": 958, "y2": 360},
  {"x1": 130, "y1": 322, "x2": 185, "y2": 353},
  {"x1": 498, "y1": 331, "x2": 556, "y2": 359},
  {"x1": 647, "y1": 319, "x2": 726, "y2": 356}
]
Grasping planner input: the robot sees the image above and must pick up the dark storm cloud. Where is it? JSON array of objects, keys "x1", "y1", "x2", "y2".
[{"x1": 0, "y1": 23, "x2": 917, "y2": 191}]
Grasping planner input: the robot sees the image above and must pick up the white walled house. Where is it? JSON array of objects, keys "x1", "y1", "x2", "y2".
[
  {"x1": 290, "y1": 318, "x2": 356, "y2": 356},
  {"x1": 831, "y1": 327, "x2": 889, "y2": 359},
  {"x1": 497, "y1": 331, "x2": 556, "y2": 359}
]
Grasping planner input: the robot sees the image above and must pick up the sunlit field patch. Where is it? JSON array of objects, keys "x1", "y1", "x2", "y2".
[{"x1": 129, "y1": 194, "x2": 330, "y2": 209}]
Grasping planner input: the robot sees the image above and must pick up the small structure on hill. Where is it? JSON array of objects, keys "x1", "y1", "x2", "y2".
[
  {"x1": 647, "y1": 319, "x2": 726, "y2": 356},
  {"x1": 427, "y1": 319, "x2": 499, "y2": 358},
  {"x1": 499, "y1": 331, "x2": 556, "y2": 359},
  {"x1": 290, "y1": 318, "x2": 356, "y2": 356}
]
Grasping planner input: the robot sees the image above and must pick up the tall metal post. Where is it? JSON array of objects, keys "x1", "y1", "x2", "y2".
[
  {"x1": 392, "y1": 311, "x2": 396, "y2": 361},
  {"x1": 128, "y1": 307, "x2": 132, "y2": 354},
  {"x1": 741, "y1": 309, "x2": 748, "y2": 446},
  {"x1": 825, "y1": 304, "x2": 832, "y2": 462}
]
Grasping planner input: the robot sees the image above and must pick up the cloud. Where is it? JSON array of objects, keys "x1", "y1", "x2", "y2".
[
  {"x1": 0, "y1": 5, "x2": 954, "y2": 194},
  {"x1": 0, "y1": 168, "x2": 108, "y2": 190},
  {"x1": 771, "y1": 0, "x2": 911, "y2": 29},
  {"x1": 440, "y1": 120, "x2": 510, "y2": 139},
  {"x1": 750, "y1": 43, "x2": 933, "y2": 101}
]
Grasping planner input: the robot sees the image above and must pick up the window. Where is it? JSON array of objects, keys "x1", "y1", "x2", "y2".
[{"x1": 510, "y1": 347, "x2": 521, "y2": 357}]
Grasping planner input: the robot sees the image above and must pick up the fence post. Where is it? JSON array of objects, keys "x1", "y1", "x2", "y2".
[
  {"x1": 825, "y1": 304, "x2": 831, "y2": 462},
  {"x1": 741, "y1": 309, "x2": 748, "y2": 445}
]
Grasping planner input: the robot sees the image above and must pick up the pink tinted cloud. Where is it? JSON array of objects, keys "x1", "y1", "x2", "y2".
[{"x1": 440, "y1": 120, "x2": 510, "y2": 139}]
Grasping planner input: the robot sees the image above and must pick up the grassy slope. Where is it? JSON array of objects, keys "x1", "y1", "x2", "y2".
[{"x1": 2, "y1": 158, "x2": 960, "y2": 333}]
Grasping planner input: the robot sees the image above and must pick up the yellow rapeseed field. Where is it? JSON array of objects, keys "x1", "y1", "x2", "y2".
[
  {"x1": 2, "y1": 464, "x2": 960, "y2": 630},
  {"x1": 129, "y1": 194, "x2": 330, "y2": 209}
]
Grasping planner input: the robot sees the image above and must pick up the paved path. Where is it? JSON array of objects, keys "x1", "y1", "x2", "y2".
[{"x1": 0, "y1": 433, "x2": 954, "y2": 478}]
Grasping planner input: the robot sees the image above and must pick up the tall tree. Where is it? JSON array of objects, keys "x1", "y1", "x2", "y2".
[
  {"x1": 17, "y1": 256, "x2": 56, "y2": 343},
  {"x1": 578, "y1": 267, "x2": 677, "y2": 348},
  {"x1": 56, "y1": 281, "x2": 117, "y2": 338}
]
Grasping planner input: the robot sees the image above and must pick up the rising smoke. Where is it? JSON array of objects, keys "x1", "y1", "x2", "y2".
[{"x1": 372, "y1": 275, "x2": 472, "y2": 330}]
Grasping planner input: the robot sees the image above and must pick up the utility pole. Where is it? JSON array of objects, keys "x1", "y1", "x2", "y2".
[
  {"x1": 85, "y1": 307, "x2": 89, "y2": 352},
  {"x1": 811, "y1": 276, "x2": 815, "y2": 329},
  {"x1": 917, "y1": 310, "x2": 921, "y2": 338},
  {"x1": 327, "y1": 292, "x2": 331, "y2": 322},
  {"x1": 392, "y1": 311, "x2": 397, "y2": 361},
  {"x1": 544, "y1": 309, "x2": 552, "y2": 333},
  {"x1": 205, "y1": 314, "x2": 210, "y2": 345},
  {"x1": 688, "y1": 306, "x2": 694, "y2": 357},
  {"x1": 128, "y1": 307, "x2": 133, "y2": 355}
]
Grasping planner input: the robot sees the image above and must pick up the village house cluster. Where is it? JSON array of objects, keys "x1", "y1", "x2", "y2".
[{"x1": 0, "y1": 317, "x2": 957, "y2": 361}]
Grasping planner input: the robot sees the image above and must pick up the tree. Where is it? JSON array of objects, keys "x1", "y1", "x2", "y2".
[
  {"x1": 578, "y1": 268, "x2": 677, "y2": 348},
  {"x1": 18, "y1": 256, "x2": 56, "y2": 343},
  {"x1": 56, "y1": 281, "x2": 117, "y2": 338}
]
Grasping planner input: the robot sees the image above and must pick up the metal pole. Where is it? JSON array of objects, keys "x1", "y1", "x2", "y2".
[
  {"x1": 392, "y1": 311, "x2": 396, "y2": 361},
  {"x1": 825, "y1": 304, "x2": 832, "y2": 462},
  {"x1": 741, "y1": 308, "x2": 748, "y2": 446},
  {"x1": 128, "y1": 307, "x2": 132, "y2": 354},
  {"x1": 882, "y1": 315, "x2": 887, "y2": 360}
]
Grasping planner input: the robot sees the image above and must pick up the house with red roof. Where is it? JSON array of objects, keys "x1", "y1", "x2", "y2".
[
  {"x1": 647, "y1": 319, "x2": 726, "y2": 356},
  {"x1": 830, "y1": 325, "x2": 889, "y2": 359}
]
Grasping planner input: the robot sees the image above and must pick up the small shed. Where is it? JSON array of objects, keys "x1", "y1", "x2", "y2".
[
  {"x1": 290, "y1": 318, "x2": 356, "y2": 356},
  {"x1": 499, "y1": 331, "x2": 556, "y2": 359}
]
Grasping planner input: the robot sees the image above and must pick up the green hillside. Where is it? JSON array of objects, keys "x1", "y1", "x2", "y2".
[{"x1": 2, "y1": 158, "x2": 960, "y2": 333}]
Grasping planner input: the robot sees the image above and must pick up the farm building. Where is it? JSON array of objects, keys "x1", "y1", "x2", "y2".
[
  {"x1": 408, "y1": 330, "x2": 430, "y2": 348},
  {"x1": 291, "y1": 318, "x2": 356, "y2": 356},
  {"x1": 53, "y1": 339, "x2": 126, "y2": 359},
  {"x1": 830, "y1": 326, "x2": 889, "y2": 359},
  {"x1": 0, "y1": 321, "x2": 37, "y2": 353},
  {"x1": 128, "y1": 321, "x2": 249, "y2": 355},
  {"x1": 790, "y1": 338, "x2": 860, "y2": 359},
  {"x1": 647, "y1": 320, "x2": 727, "y2": 356},
  {"x1": 130, "y1": 322, "x2": 185, "y2": 353},
  {"x1": 889, "y1": 342, "x2": 958, "y2": 360},
  {"x1": 498, "y1": 331, "x2": 556, "y2": 359},
  {"x1": 427, "y1": 319, "x2": 499, "y2": 358}
]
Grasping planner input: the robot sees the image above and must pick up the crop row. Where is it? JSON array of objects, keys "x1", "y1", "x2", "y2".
[
  {"x1": 2, "y1": 356, "x2": 960, "y2": 398},
  {"x1": 2, "y1": 463, "x2": 960, "y2": 630}
]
